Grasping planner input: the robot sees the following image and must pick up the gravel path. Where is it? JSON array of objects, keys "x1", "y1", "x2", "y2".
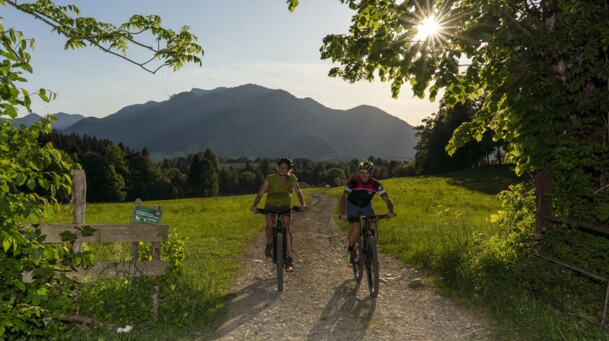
[{"x1": 200, "y1": 194, "x2": 493, "y2": 340}]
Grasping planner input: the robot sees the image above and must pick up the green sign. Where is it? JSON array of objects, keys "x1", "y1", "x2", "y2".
[{"x1": 131, "y1": 205, "x2": 162, "y2": 225}]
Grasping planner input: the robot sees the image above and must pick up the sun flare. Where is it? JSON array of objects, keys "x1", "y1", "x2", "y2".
[{"x1": 414, "y1": 16, "x2": 441, "y2": 41}]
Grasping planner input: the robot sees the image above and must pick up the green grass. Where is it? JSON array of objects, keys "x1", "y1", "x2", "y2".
[
  {"x1": 378, "y1": 174, "x2": 505, "y2": 269},
  {"x1": 48, "y1": 165, "x2": 609, "y2": 340},
  {"x1": 329, "y1": 166, "x2": 609, "y2": 339},
  {"x1": 49, "y1": 195, "x2": 263, "y2": 339}
]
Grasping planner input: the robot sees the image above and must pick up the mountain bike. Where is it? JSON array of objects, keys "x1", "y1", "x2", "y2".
[
  {"x1": 255, "y1": 206, "x2": 301, "y2": 292},
  {"x1": 351, "y1": 214, "x2": 389, "y2": 298}
]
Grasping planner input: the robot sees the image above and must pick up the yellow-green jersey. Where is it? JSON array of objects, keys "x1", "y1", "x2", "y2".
[{"x1": 264, "y1": 174, "x2": 298, "y2": 208}]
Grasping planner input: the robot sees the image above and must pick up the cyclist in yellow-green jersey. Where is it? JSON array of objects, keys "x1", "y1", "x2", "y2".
[{"x1": 250, "y1": 157, "x2": 307, "y2": 271}]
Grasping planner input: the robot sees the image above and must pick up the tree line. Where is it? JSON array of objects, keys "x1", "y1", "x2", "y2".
[{"x1": 39, "y1": 104, "x2": 500, "y2": 203}]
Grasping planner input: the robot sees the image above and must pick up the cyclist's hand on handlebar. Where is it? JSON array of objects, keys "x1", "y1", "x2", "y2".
[
  {"x1": 388, "y1": 212, "x2": 397, "y2": 218},
  {"x1": 250, "y1": 205, "x2": 257, "y2": 213},
  {"x1": 299, "y1": 204, "x2": 308, "y2": 212},
  {"x1": 339, "y1": 213, "x2": 348, "y2": 220}
]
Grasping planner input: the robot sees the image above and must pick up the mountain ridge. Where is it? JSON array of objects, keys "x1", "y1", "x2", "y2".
[{"x1": 17, "y1": 84, "x2": 418, "y2": 161}]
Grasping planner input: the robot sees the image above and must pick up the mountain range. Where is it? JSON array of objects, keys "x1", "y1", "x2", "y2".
[{"x1": 16, "y1": 84, "x2": 419, "y2": 160}]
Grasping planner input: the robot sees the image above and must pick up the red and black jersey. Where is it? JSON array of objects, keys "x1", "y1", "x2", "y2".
[{"x1": 344, "y1": 176, "x2": 386, "y2": 208}]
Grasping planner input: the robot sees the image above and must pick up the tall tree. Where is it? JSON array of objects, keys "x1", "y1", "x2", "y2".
[
  {"x1": 202, "y1": 148, "x2": 220, "y2": 170},
  {"x1": 200, "y1": 158, "x2": 219, "y2": 197},
  {"x1": 188, "y1": 154, "x2": 204, "y2": 197},
  {"x1": 80, "y1": 151, "x2": 126, "y2": 202},
  {"x1": 415, "y1": 97, "x2": 497, "y2": 174},
  {"x1": 188, "y1": 154, "x2": 219, "y2": 198},
  {"x1": 125, "y1": 148, "x2": 158, "y2": 200},
  {"x1": 317, "y1": 0, "x2": 609, "y2": 225}
]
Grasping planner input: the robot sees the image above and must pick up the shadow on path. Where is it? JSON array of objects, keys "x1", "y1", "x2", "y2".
[
  {"x1": 307, "y1": 280, "x2": 376, "y2": 340},
  {"x1": 208, "y1": 277, "x2": 280, "y2": 339}
]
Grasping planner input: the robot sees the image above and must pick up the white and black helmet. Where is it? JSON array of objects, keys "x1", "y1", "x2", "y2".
[{"x1": 359, "y1": 161, "x2": 374, "y2": 173}]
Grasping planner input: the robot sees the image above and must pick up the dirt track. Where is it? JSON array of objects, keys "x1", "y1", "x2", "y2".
[{"x1": 199, "y1": 194, "x2": 492, "y2": 340}]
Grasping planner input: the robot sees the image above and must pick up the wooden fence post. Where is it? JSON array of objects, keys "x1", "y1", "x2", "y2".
[
  {"x1": 131, "y1": 199, "x2": 142, "y2": 260},
  {"x1": 130, "y1": 198, "x2": 163, "y2": 312},
  {"x1": 72, "y1": 169, "x2": 86, "y2": 252}
]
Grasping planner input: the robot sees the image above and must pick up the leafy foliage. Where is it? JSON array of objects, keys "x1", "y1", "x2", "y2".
[
  {"x1": 320, "y1": 0, "x2": 609, "y2": 225},
  {"x1": 7, "y1": 0, "x2": 203, "y2": 73},
  {"x1": 0, "y1": 1, "x2": 204, "y2": 337},
  {"x1": 414, "y1": 96, "x2": 502, "y2": 174},
  {"x1": 0, "y1": 19, "x2": 75, "y2": 339}
]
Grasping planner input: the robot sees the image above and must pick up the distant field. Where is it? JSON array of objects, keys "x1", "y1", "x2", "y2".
[
  {"x1": 375, "y1": 166, "x2": 519, "y2": 267},
  {"x1": 324, "y1": 165, "x2": 520, "y2": 269}
]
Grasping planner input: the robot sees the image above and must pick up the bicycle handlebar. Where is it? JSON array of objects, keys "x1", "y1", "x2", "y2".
[
  {"x1": 339, "y1": 213, "x2": 392, "y2": 220},
  {"x1": 360, "y1": 214, "x2": 390, "y2": 220},
  {"x1": 254, "y1": 206, "x2": 302, "y2": 215}
]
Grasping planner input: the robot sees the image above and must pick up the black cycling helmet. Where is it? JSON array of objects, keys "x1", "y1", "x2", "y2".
[
  {"x1": 359, "y1": 160, "x2": 374, "y2": 173},
  {"x1": 277, "y1": 156, "x2": 293, "y2": 169}
]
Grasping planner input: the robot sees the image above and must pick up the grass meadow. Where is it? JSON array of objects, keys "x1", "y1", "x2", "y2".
[
  {"x1": 49, "y1": 166, "x2": 609, "y2": 340},
  {"x1": 49, "y1": 195, "x2": 262, "y2": 339}
]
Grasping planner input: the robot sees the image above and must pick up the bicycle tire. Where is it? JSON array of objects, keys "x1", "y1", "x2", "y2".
[
  {"x1": 275, "y1": 231, "x2": 284, "y2": 292},
  {"x1": 365, "y1": 236, "x2": 380, "y2": 298}
]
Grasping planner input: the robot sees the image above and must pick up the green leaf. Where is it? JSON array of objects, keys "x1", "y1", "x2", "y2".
[
  {"x1": 38, "y1": 178, "x2": 50, "y2": 190},
  {"x1": 26, "y1": 178, "x2": 36, "y2": 190},
  {"x1": 15, "y1": 280, "x2": 26, "y2": 292},
  {"x1": 15, "y1": 174, "x2": 26, "y2": 186},
  {"x1": 2, "y1": 237, "x2": 11, "y2": 252},
  {"x1": 286, "y1": 0, "x2": 298, "y2": 12},
  {"x1": 39, "y1": 88, "x2": 49, "y2": 102},
  {"x1": 81, "y1": 225, "x2": 97, "y2": 237},
  {"x1": 514, "y1": 164, "x2": 524, "y2": 176},
  {"x1": 60, "y1": 231, "x2": 77, "y2": 243}
]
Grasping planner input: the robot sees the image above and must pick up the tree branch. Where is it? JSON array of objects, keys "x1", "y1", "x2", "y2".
[{"x1": 5, "y1": 0, "x2": 199, "y2": 74}]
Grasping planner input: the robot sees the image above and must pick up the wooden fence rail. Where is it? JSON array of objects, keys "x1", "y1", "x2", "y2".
[
  {"x1": 23, "y1": 224, "x2": 170, "y2": 282},
  {"x1": 537, "y1": 208, "x2": 609, "y2": 324},
  {"x1": 22, "y1": 170, "x2": 169, "y2": 312}
]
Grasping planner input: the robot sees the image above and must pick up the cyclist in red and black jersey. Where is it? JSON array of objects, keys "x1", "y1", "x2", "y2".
[{"x1": 339, "y1": 161, "x2": 396, "y2": 263}]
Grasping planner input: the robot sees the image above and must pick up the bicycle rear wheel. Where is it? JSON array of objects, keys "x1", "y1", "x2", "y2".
[
  {"x1": 365, "y1": 236, "x2": 380, "y2": 298},
  {"x1": 352, "y1": 239, "x2": 364, "y2": 282},
  {"x1": 275, "y1": 231, "x2": 284, "y2": 292}
]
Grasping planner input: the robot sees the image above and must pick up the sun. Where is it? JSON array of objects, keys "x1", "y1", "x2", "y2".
[{"x1": 414, "y1": 16, "x2": 441, "y2": 41}]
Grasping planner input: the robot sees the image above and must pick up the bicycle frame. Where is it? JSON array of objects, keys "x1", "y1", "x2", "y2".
[
  {"x1": 271, "y1": 212, "x2": 287, "y2": 265},
  {"x1": 353, "y1": 214, "x2": 388, "y2": 298},
  {"x1": 255, "y1": 206, "x2": 300, "y2": 292}
]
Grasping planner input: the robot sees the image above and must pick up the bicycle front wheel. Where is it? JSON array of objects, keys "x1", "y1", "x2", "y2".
[
  {"x1": 365, "y1": 236, "x2": 380, "y2": 298},
  {"x1": 275, "y1": 231, "x2": 284, "y2": 292}
]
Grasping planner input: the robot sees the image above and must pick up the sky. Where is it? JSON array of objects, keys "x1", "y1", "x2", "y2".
[{"x1": 2, "y1": 0, "x2": 440, "y2": 127}]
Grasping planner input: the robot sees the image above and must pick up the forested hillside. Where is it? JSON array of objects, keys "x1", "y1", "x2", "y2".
[{"x1": 39, "y1": 128, "x2": 500, "y2": 202}]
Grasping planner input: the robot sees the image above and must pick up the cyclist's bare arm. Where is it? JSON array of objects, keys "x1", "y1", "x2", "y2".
[
  {"x1": 293, "y1": 181, "x2": 308, "y2": 211},
  {"x1": 339, "y1": 191, "x2": 349, "y2": 220},
  {"x1": 250, "y1": 179, "x2": 270, "y2": 212},
  {"x1": 380, "y1": 193, "x2": 396, "y2": 217}
]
